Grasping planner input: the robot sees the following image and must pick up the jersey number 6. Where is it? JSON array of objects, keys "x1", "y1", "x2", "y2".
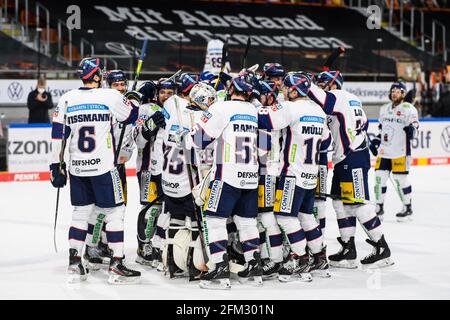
[{"x1": 78, "y1": 126, "x2": 96, "y2": 153}]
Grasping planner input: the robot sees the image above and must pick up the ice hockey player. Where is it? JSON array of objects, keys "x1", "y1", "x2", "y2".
[
  {"x1": 83, "y1": 69, "x2": 135, "y2": 270},
  {"x1": 258, "y1": 73, "x2": 330, "y2": 281},
  {"x1": 261, "y1": 63, "x2": 286, "y2": 101},
  {"x1": 369, "y1": 81, "x2": 419, "y2": 222},
  {"x1": 160, "y1": 73, "x2": 203, "y2": 279},
  {"x1": 308, "y1": 70, "x2": 394, "y2": 269},
  {"x1": 133, "y1": 80, "x2": 167, "y2": 268},
  {"x1": 251, "y1": 79, "x2": 284, "y2": 279},
  {"x1": 50, "y1": 57, "x2": 141, "y2": 284},
  {"x1": 183, "y1": 76, "x2": 262, "y2": 289}
]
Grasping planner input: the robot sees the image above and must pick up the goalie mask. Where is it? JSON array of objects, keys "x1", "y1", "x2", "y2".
[{"x1": 189, "y1": 82, "x2": 218, "y2": 110}]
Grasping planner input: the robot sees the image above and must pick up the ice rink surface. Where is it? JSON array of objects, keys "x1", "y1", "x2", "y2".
[{"x1": 1, "y1": 166, "x2": 449, "y2": 300}]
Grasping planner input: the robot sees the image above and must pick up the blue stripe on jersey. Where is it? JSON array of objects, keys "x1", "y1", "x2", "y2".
[
  {"x1": 269, "y1": 233, "x2": 283, "y2": 247},
  {"x1": 122, "y1": 105, "x2": 139, "y2": 125},
  {"x1": 51, "y1": 122, "x2": 71, "y2": 139},
  {"x1": 230, "y1": 114, "x2": 257, "y2": 123},
  {"x1": 333, "y1": 111, "x2": 352, "y2": 156},
  {"x1": 299, "y1": 116, "x2": 325, "y2": 124},
  {"x1": 161, "y1": 108, "x2": 170, "y2": 120},
  {"x1": 241, "y1": 238, "x2": 260, "y2": 252},
  {"x1": 209, "y1": 240, "x2": 227, "y2": 255},
  {"x1": 192, "y1": 125, "x2": 215, "y2": 149},
  {"x1": 305, "y1": 227, "x2": 322, "y2": 242},
  {"x1": 258, "y1": 130, "x2": 271, "y2": 152},
  {"x1": 337, "y1": 217, "x2": 357, "y2": 229},
  {"x1": 281, "y1": 127, "x2": 292, "y2": 176},
  {"x1": 141, "y1": 140, "x2": 151, "y2": 171},
  {"x1": 287, "y1": 229, "x2": 306, "y2": 244},
  {"x1": 308, "y1": 90, "x2": 336, "y2": 115},
  {"x1": 110, "y1": 124, "x2": 117, "y2": 165},
  {"x1": 67, "y1": 104, "x2": 109, "y2": 113},
  {"x1": 69, "y1": 227, "x2": 87, "y2": 242},
  {"x1": 362, "y1": 216, "x2": 381, "y2": 231},
  {"x1": 106, "y1": 230, "x2": 124, "y2": 243},
  {"x1": 257, "y1": 113, "x2": 273, "y2": 130}
]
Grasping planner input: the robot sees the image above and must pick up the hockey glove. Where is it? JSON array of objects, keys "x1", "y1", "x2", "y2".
[
  {"x1": 50, "y1": 162, "x2": 67, "y2": 188},
  {"x1": 144, "y1": 111, "x2": 166, "y2": 131},
  {"x1": 124, "y1": 91, "x2": 143, "y2": 105},
  {"x1": 369, "y1": 136, "x2": 381, "y2": 157},
  {"x1": 403, "y1": 125, "x2": 416, "y2": 140},
  {"x1": 192, "y1": 168, "x2": 212, "y2": 207}
]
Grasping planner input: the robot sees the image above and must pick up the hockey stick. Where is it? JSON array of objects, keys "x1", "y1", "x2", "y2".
[
  {"x1": 53, "y1": 101, "x2": 68, "y2": 253},
  {"x1": 173, "y1": 97, "x2": 210, "y2": 272},
  {"x1": 316, "y1": 192, "x2": 376, "y2": 205},
  {"x1": 241, "y1": 36, "x2": 251, "y2": 70},
  {"x1": 114, "y1": 38, "x2": 149, "y2": 165},
  {"x1": 214, "y1": 38, "x2": 228, "y2": 90},
  {"x1": 322, "y1": 46, "x2": 345, "y2": 71}
]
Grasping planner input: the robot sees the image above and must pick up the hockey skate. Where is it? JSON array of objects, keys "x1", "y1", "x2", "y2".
[
  {"x1": 166, "y1": 244, "x2": 186, "y2": 279},
  {"x1": 310, "y1": 248, "x2": 331, "y2": 278},
  {"x1": 396, "y1": 204, "x2": 413, "y2": 222},
  {"x1": 136, "y1": 240, "x2": 153, "y2": 267},
  {"x1": 376, "y1": 204, "x2": 384, "y2": 221},
  {"x1": 262, "y1": 259, "x2": 282, "y2": 280},
  {"x1": 237, "y1": 251, "x2": 263, "y2": 286},
  {"x1": 83, "y1": 245, "x2": 110, "y2": 271},
  {"x1": 199, "y1": 254, "x2": 231, "y2": 290},
  {"x1": 360, "y1": 235, "x2": 394, "y2": 269},
  {"x1": 328, "y1": 237, "x2": 358, "y2": 269},
  {"x1": 278, "y1": 253, "x2": 312, "y2": 283},
  {"x1": 108, "y1": 257, "x2": 141, "y2": 285},
  {"x1": 68, "y1": 249, "x2": 88, "y2": 283},
  {"x1": 151, "y1": 247, "x2": 163, "y2": 270}
]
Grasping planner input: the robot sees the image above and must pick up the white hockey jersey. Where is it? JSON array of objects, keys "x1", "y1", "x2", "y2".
[
  {"x1": 161, "y1": 95, "x2": 202, "y2": 198},
  {"x1": 112, "y1": 120, "x2": 134, "y2": 163},
  {"x1": 51, "y1": 88, "x2": 138, "y2": 176},
  {"x1": 377, "y1": 101, "x2": 419, "y2": 159},
  {"x1": 133, "y1": 102, "x2": 165, "y2": 174},
  {"x1": 258, "y1": 100, "x2": 329, "y2": 189},
  {"x1": 189, "y1": 100, "x2": 259, "y2": 190},
  {"x1": 308, "y1": 83, "x2": 368, "y2": 164}
]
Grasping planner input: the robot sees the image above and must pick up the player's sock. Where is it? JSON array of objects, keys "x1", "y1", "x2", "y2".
[
  {"x1": 314, "y1": 200, "x2": 327, "y2": 236},
  {"x1": 259, "y1": 212, "x2": 283, "y2": 263},
  {"x1": 392, "y1": 173, "x2": 412, "y2": 211},
  {"x1": 68, "y1": 205, "x2": 93, "y2": 254},
  {"x1": 276, "y1": 215, "x2": 306, "y2": 257},
  {"x1": 333, "y1": 200, "x2": 356, "y2": 242},
  {"x1": 351, "y1": 204, "x2": 383, "y2": 242},
  {"x1": 104, "y1": 205, "x2": 125, "y2": 258},
  {"x1": 205, "y1": 216, "x2": 228, "y2": 264},
  {"x1": 233, "y1": 215, "x2": 260, "y2": 262},
  {"x1": 375, "y1": 170, "x2": 389, "y2": 206},
  {"x1": 299, "y1": 212, "x2": 324, "y2": 255}
]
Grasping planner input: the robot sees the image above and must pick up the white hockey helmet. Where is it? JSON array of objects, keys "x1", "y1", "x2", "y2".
[{"x1": 189, "y1": 82, "x2": 217, "y2": 110}]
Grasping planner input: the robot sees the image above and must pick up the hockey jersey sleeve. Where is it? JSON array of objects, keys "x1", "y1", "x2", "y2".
[
  {"x1": 407, "y1": 103, "x2": 420, "y2": 129},
  {"x1": 307, "y1": 83, "x2": 336, "y2": 115},
  {"x1": 50, "y1": 95, "x2": 71, "y2": 164},
  {"x1": 109, "y1": 89, "x2": 139, "y2": 125},
  {"x1": 133, "y1": 103, "x2": 160, "y2": 149},
  {"x1": 190, "y1": 102, "x2": 228, "y2": 150}
]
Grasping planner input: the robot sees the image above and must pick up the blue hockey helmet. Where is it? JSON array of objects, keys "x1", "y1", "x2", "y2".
[
  {"x1": 315, "y1": 70, "x2": 344, "y2": 90},
  {"x1": 283, "y1": 72, "x2": 311, "y2": 97},
  {"x1": 200, "y1": 71, "x2": 216, "y2": 82},
  {"x1": 389, "y1": 81, "x2": 407, "y2": 101},
  {"x1": 106, "y1": 70, "x2": 128, "y2": 87},
  {"x1": 77, "y1": 57, "x2": 104, "y2": 82},
  {"x1": 253, "y1": 79, "x2": 277, "y2": 100},
  {"x1": 157, "y1": 78, "x2": 177, "y2": 91},
  {"x1": 230, "y1": 75, "x2": 254, "y2": 96},
  {"x1": 262, "y1": 63, "x2": 285, "y2": 79},
  {"x1": 137, "y1": 80, "x2": 157, "y2": 104},
  {"x1": 177, "y1": 73, "x2": 199, "y2": 94}
]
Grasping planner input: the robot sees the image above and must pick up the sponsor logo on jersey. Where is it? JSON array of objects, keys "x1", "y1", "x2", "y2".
[
  {"x1": 206, "y1": 180, "x2": 223, "y2": 212},
  {"x1": 299, "y1": 116, "x2": 324, "y2": 124},
  {"x1": 237, "y1": 171, "x2": 258, "y2": 179},
  {"x1": 349, "y1": 100, "x2": 361, "y2": 107},
  {"x1": 201, "y1": 111, "x2": 212, "y2": 123},
  {"x1": 233, "y1": 124, "x2": 258, "y2": 133},
  {"x1": 71, "y1": 158, "x2": 101, "y2": 166},
  {"x1": 280, "y1": 177, "x2": 295, "y2": 213},
  {"x1": 351, "y1": 168, "x2": 365, "y2": 200},
  {"x1": 230, "y1": 114, "x2": 258, "y2": 124},
  {"x1": 67, "y1": 104, "x2": 109, "y2": 113},
  {"x1": 301, "y1": 125, "x2": 323, "y2": 135},
  {"x1": 318, "y1": 165, "x2": 327, "y2": 194},
  {"x1": 140, "y1": 171, "x2": 152, "y2": 203},
  {"x1": 67, "y1": 113, "x2": 110, "y2": 124},
  {"x1": 111, "y1": 168, "x2": 125, "y2": 204},
  {"x1": 264, "y1": 175, "x2": 274, "y2": 207},
  {"x1": 162, "y1": 179, "x2": 180, "y2": 189},
  {"x1": 300, "y1": 172, "x2": 317, "y2": 180}
]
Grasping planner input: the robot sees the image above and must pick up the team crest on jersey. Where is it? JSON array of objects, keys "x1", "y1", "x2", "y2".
[
  {"x1": 201, "y1": 111, "x2": 212, "y2": 123},
  {"x1": 270, "y1": 103, "x2": 283, "y2": 112}
]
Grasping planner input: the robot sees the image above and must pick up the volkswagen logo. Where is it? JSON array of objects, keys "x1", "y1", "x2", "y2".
[
  {"x1": 441, "y1": 126, "x2": 450, "y2": 153},
  {"x1": 7, "y1": 82, "x2": 24, "y2": 101}
]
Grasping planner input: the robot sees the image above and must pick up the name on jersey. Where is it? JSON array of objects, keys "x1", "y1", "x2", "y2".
[
  {"x1": 233, "y1": 124, "x2": 258, "y2": 133},
  {"x1": 354, "y1": 109, "x2": 363, "y2": 117},
  {"x1": 301, "y1": 125, "x2": 323, "y2": 135},
  {"x1": 72, "y1": 158, "x2": 101, "y2": 166},
  {"x1": 67, "y1": 113, "x2": 110, "y2": 124}
]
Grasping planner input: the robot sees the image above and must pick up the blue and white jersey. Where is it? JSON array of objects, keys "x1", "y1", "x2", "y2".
[
  {"x1": 51, "y1": 88, "x2": 138, "y2": 177},
  {"x1": 258, "y1": 100, "x2": 329, "y2": 189},
  {"x1": 189, "y1": 100, "x2": 259, "y2": 189},
  {"x1": 308, "y1": 83, "x2": 367, "y2": 164}
]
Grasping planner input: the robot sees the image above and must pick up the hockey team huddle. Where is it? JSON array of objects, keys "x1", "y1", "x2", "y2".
[{"x1": 50, "y1": 57, "x2": 419, "y2": 289}]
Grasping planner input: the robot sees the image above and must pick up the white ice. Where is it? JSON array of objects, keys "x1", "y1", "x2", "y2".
[{"x1": 1, "y1": 166, "x2": 450, "y2": 300}]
